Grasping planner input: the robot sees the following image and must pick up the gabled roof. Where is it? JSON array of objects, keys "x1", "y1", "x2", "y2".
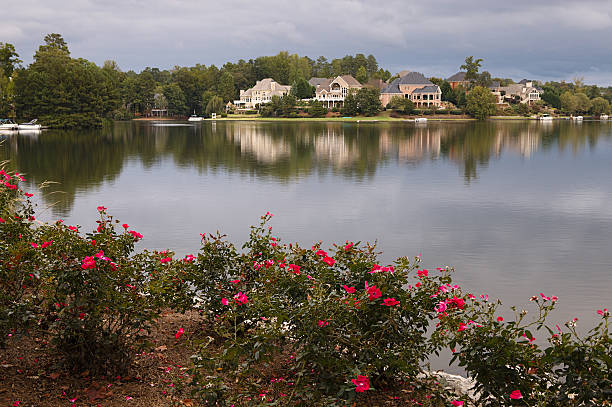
[
  {"x1": 518, "y1": 79, "x2": 531, "y2": 85},
  {"x1": 397, "y1": 72, "x2": 433, "y2": 85},
  {"x1": 309, "y1": 77, "x2": 329, "y2": 87},
  {"x1": 381, "y1": 79, "x2": 402, "y2": 94},
  {"x1": 240, "y1": 78, "x2": 291, "y2": 98},
  {"x1": 340, "y1": 75, "x2": 362, "y2": 87},
  {"x1": 500, "y1": 84, "x2": 525, "y2": 94},
  {"x1": 315, "y1": 78, "x2": 333, "y2": 91},
  {"x1": 313, "y1": 75, "x2": 361, "y2": 95},
  {"x1": 500, "y1": 83, "x2": 541, "y2": 97},
  {"x1": 447, "y1": 72, "x2": 467, "y2": 82},
  {"x1": 250, "y1": 78, "x2": 290, "y2": 92},
  {"x1": 412, "y1": 85, "x2": 441, "y2": 93}
]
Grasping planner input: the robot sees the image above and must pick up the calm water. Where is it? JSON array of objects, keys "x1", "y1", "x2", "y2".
[{"x1": 2, "y1": 120, "x2": 611, "y2": 348}]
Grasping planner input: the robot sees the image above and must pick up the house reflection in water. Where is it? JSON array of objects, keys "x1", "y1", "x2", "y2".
[
  {"x1": 226, "y1": 123, "x2": 291, "y2": 163},
  {"x1": 379, "y1": 125, "x2": 443, "y2": 163}
]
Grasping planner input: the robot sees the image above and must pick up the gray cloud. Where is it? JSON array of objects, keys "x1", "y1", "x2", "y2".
[{"x1": 2, "y1": 0, "x2": 612, "y2": 84}]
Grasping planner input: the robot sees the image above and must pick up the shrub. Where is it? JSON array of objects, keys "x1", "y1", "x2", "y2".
[
  {"x1": 33, "y1": 209, "x2": 166, "y2": 374},
  {"x1": 309, "y1": 100, "x2": 328, "y2": 118},
  {"x1": 0, "y1": 169, "x2": 39, "y2": 347},
  {"x1": 0, "y1": 172, "x2": 181, "y2": 373},
  {"x1": 188, "y1": 215, "x2": 454, "y2": 404},
  {"x1": 439, "y1": 292, "x2": 611, "y2": 406}
]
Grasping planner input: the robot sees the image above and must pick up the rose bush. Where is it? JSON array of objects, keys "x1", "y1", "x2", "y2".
[
  {"x1": 31, "y1": 208, "x2": 167, "y2": 374},
  {"x1": 438, "y1": 291, "x2": 611, "y2": 406},
  {"x1": 186, "y1": 214, "x2": 456, "y2": 405},
  {"x1": 0, "y1": 169, "x2": 39, "y2": 347}
]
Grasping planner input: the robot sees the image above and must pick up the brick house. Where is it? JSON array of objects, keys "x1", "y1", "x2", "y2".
[{"x1": 447, "y1": 72, "x2": 470, "y2": 90}]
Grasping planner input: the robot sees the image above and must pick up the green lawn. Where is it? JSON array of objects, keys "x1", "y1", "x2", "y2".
[{"x1": 207, "y1": 113, "x2": 475, "y2": 122}]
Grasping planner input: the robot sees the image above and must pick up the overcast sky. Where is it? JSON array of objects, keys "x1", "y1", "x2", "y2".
[{"x1": 2, "y1": 0, "x2": 612, "y2": 85}]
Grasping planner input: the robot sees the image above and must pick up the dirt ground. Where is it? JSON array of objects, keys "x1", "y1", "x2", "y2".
[{"x1": 0, "y1": 312, "x2": 446, "y2": 407}]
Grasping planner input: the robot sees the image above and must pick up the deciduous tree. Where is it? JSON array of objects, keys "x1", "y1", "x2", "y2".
[
  {"x1": 574, "y1": 92, "x2": 591, "y2": 114},
  {"x1": 560, "y1": 91, "x2": 577, "y2": 114},
  {"x1": 465, "y1": 86, "x2": 496, "y2": 120},
  {"x1": 290, "y1": 78, "x2": 315, "y2": 99},
  {"x1": 0, "y1": 42, "x2": 22, "y2": 77},
  {"x1": 355, "y1": 66, "x2": 368, "y2": 84},
  {"x1": 590, "y1": 97, "x2": 610, "y2": 116},
  {"x1": 217, "y1": 71, "x2": 235, "y2": 102},
  {"x1": 460, "y1": 56, "x2": 483, "y2": 84},
  {"x1": 163, "y1": 83, "x2": 188, "y2": 116},
  {"x1": 205, "y1": 95, "x2": 224, "y2": 115}
]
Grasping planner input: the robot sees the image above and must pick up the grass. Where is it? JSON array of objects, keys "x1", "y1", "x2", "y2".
[{"x1": 207, "y1": 112, "x2": 475, "y2": 122}]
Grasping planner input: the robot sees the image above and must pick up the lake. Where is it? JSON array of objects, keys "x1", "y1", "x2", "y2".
[{"x1": 2, "y1": 120, "x2": 611, "y2": 363}]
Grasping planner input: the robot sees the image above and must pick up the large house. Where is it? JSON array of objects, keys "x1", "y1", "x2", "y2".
[
  {"x1": 234, "y1": 78, "x2": 291, "y2": 109},
  {"x1": 380, "y1": 72, "x2": 442, "y2": 108},
  {"x1": 493, "y1": 80, "x2": 542, "y2": 105},
  {"x1": 309, "y1": 75, "x2": 363, "y2": 108},
  {"x1": 447, "y1": 72, "x2": 470, "y2": 90}
]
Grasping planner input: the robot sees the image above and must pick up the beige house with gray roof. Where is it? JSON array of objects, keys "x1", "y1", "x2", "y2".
[
  {"x1": 234, "y1": 78, "x2": 291, "y2": 109},
  {"x1": 380, "y1": 72, "x2": 442, "y2": 108},
  {"x1": 497, "y1": 81, "x2": 542, "y2": 105},
  {"x1": 309, "y1": 75, "x2": 363, "y2": 108}
]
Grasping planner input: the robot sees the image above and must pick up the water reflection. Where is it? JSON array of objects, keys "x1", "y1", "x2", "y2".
[{"x1": 0, "y1": 120, "x2": 610, "y2": 216}]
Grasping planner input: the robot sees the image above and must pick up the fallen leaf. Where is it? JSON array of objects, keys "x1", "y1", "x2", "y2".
[
  {"x1": 155, "y1": 345, "x2": 167, "y2": 352},
  {"x1": 48, "y1": 372, "x2": 60, "y2": 380},
  {"x1": 183, "y1": 399, "x2": 194, "y2": 407},
  {"x1": 85, "y1": 383, "x2": 109, "y2": 401}
]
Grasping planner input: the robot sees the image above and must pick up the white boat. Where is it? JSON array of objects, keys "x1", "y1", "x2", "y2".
[
  {"x1": 0, "y1": 119, "x2": 18, "y2": 130},
  {"x1": 17, "y1": 130, "x2": 41, "y2": 137},
  {"x1": 600, "y1": 114, "x2": 609, "y2": 120},
  {"x1": 415, "y1": 118, "x2": 428, "y2": 123},
  {"x1": 187, "y1": 111, "x2": 202, "y2": 122},
  {"x1": 539, "y1": 114, "x2": 553, "y2": 121},
  {"x1": 572, "y1": 116, "x2": 584, "y2": 121},
  {"x1": 18, "y1": 119, "x2": 42, "y2": 130}
]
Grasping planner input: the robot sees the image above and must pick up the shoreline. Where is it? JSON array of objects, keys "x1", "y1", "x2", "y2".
[{"x1": 130, "y1": 116, "x2": 593, "y2": 124}]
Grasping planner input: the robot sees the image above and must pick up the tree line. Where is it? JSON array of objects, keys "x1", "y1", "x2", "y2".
[
  {"x1": 2, "y1": 37, "x2": 611, "y2": 126},
  {"x1": 0, "y1": 34, "x2": 391, "y2": 127}
]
